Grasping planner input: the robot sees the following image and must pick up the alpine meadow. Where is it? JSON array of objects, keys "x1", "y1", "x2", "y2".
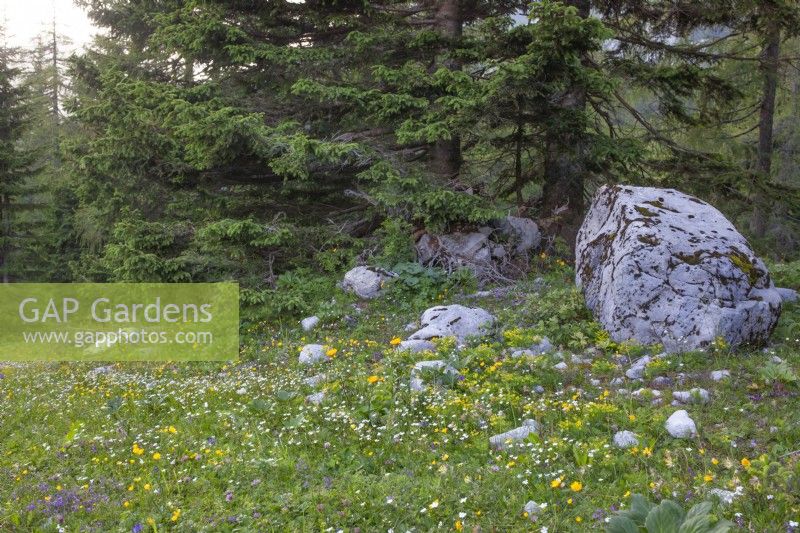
[{"x1": 3, "y1": 0, "x2": 800, "y2": 531}]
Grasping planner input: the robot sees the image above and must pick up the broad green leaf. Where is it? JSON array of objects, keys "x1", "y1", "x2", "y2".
[
  {"x1": 644, "y1": 500, "x2": 684, "y2": 533},
  {"x1": 606, "y1": 515, "x2": 640, "y2": 533}
]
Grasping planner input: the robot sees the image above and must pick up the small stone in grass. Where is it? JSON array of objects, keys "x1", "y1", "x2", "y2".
[
  {"x1": 613, "y1": 430, "x2": 639, "y2": 449},
  {"x1": 665, "y1": 409, "x2": 697, "y2": 438}
]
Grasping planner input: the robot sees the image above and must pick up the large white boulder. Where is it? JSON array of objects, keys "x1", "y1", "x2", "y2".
[
  {"x1": 408, "y1": 305, "x2": 495, "y2": 342},
  {"x1": 340, "y1": 266, "x2": 394, "y2": 299},
  {"x1": 576, "y1": 185, "x2": 782, "y2": 352}
]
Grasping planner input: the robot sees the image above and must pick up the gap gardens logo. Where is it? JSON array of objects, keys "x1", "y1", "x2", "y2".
[{"x1": 0, "y1": 283, "x2": 239, "y2": 361}]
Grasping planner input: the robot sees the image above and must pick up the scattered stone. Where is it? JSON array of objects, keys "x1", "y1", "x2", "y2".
[
  {"x1": 553, "y1": 362, "x2": 568, "y2": 371},
  {"x1": 404, "y1": 322, "x2": 419, "y2": 333},
  {"x1": 408, "y1": 305, "x2": 495, "y2": 342},
  {"x1": 590, "y1": 378, "x2": 601, "y2": 386},
  {"x1": 533, "y1": 385, "x2": 545, "y2": 394},
  {"x1": 522, "y1": 500, "x2": 545, "y2": 518},
  {"x1": 673, "y1": 388, "x2": 711, "y2": 404},
  {"x1": 416, "y1": 232, "x2": 492, "y2": 271},
  {"x1": 303, "y1": 373, "x2": 327, "y2": 387},
  {"x1": 708, "y1": 488, "x2": 738, "y2": 505},
  {"x1": 632, "y1": 388, "x2": 662, "y2": 399},
  {"x1": 576, "y1": 185, "x2": 782, "y2": 352},
  {"x1": 415, "y1": 217, "x2": 541, "y2": 276},
  {"x1": 409, "y1": 360, "x2": 458, "y2": 392},
  {"x1": 306, "y1": 391, "x2": 325, "y2": 405},
  {"x1": 87, "y1": 365, "x2": 114, "y2": 378},
  {"x1": 489, "y1": 419, "x2": 540, "y2": 450},
  {"x1": 709, "y1": 370, "x2": 731, "y2": 381},
  {"x1": 511, "y1": 337, "x2": 553, "y2": 358},
  {"x1": 665, "y1": 410, "x2": 697, "y2": 438},
  {"x1": 625, "y1": 356, "x2": 651, "y2": 380},
  {"x1": 771, "y1": 355, "x2": 784, "y2": 364},
  {"x1": 532, "y1": 336, "x2": 554, "y2": 354},
  {"x1": 340, "y1": 266, "x2": 394, "y2": 299},
  {"x1": 493, "y1": 216, "x2": 542, "y2": 256},
  {"x1": 610, "y1": 377, "x2": 625, "y2": 386},
  {"x1": 396, "y1": 340, "x2": 436, "y2": 354},
  {"x1": 651, "y1": 376, "x2": 673, "y2": 388},
  {"x1": 571, "y1": 354, "x2": 591, "y2": 364},
  {"x1": 613, "y1": 430, "x2": 639, "y2": 449},
  {"x1": 299, "y1": 344, "x2": 327, "y2": 365},
  {"x1": 301, "y1": 316, "x2": 320, "y2": 332},
  {"x1": 776, "y1": 287, "x2": 798, "y2": 303}
]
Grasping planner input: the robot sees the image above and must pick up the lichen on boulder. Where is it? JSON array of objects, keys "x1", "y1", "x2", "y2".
[{"x1": 576, "y1": 185, "x2": 782, "y2": 352}]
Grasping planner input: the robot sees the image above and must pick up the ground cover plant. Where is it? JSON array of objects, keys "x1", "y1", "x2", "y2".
[{"x1": 1, "y1": 261, "x2": 799, "y2": 531}]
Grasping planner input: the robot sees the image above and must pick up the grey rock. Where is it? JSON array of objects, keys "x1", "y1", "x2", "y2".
[
  {"x1": 532, "y1": 336, "x2": 554, "y2": 354},
  {"x1": 410, "y1": 360, "x2": 458, "y2": 392},
  {"x1": 665, "y1": 409, "x2": 697, "y2": 438},
  {"x1": 610, "y1": 377, "x2": 625, "y2": 386},
  {"x1": 494, "y1": 216, "x2": 542, "y2": 255},
  {"x1": 632, "y1": 388, "x2": 661, "y2": 399},
  {"x1": 408, "y1": 305, "x2": 495, "y2": 342},
  {"x1": 306, "y1": 391, "x2": 325, "y2": 405},
  {"x1": 523, "y1": 500, "x2": 545, "y2": 517},
  {"x1": 533, "y1": 385, "x2": 545, "y2": 394},
  {"x1": 708, "y1": 488, "x2": 738, "y2": 505},
  {"x1": 341, "y1": 266, "x2": 394, "y2": 299},
  {"x1": 298, "y1": 344, "x2": 327, "y2": 365},
  {"x1": 771, "y1": 355, "x2": 784, "y2": 364},
  {"x1": 776, "y1": 287, "x2": 798, "y2": 303},
  {"x1": 303, "y1": 373, "x2": 327, "y2": 387},
  {"x1": 404, "y1": 321, "x2": 419, "y2": 333},
  {"x1": 416, "y1": 232, "x2": 493, "y2": 270},
  {"x1": 672, "y1": 388, "x2": 711, "y2": 404},
  {"x1": 397, "y1": 339, "x2": 436, "y2": 354},
  {"x1": 613, "y1": 430, "x2": 639, "y2": 449},
  {"x1": 553, "y1": 362, "x2": 568, "y2": 371},
  {"x1": 489, "y1": 419, "x2": 540, "y2": 450},
  {"x1": 709, "y1": 370, "x2": 731, "y2": 381},
  {"x1": 590, "y1": 378, "x2": 601, "y2": 386},
  {"x1": 576, "y1": 185, "x2": 782, "y2": 352},
  {"x1": 511, "y1": 337, "x2": 553, "y2": 358},
  {"x1": 651, "y1": 376, "x2": 673, "y2": 387},
  {"x1": 301, "y1": 316, "x2": 320, "y2": 332},
  {"x1": 626, "y1": 356, "x2": 651, "y2": 379},
  {"x1": 87, "y1": 365, "x2": 114, "y2": 378}
]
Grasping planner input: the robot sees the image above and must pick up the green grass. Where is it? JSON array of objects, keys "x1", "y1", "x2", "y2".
[{"x1": 1, "y1": 265, "x2": 799, "y2": 531}]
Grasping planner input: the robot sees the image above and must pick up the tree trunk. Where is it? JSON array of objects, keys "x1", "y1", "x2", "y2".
[
  {"x1": 430, "y1": 0, "x2": 461, "y2": 179},
  {"x1": 514, "y1": 97, "x2": 524, "y2": 207},
  {"x1": 540, "y1": 0, "x2": 590, "y2": 251},
  {"x1": 50, "y1": 19, "x2": 61, "y2": 168},
  {"x1": 750, "y1": 18, "x2": 780, "y2": 239}
]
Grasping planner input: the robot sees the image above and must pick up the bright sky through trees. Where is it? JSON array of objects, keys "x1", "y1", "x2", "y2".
[{"x1": 1, "y1": 0, "x2": 95, "y2": 52}]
